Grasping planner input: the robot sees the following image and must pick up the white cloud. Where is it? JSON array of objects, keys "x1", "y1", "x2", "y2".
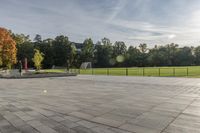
[{"x1": 2, "y1": 0, "x2": 200, "y2": 46}]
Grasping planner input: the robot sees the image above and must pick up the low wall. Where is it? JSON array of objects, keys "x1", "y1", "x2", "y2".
[{"x1": 0, "y1": 72, "x2": 77, "y2": 79}]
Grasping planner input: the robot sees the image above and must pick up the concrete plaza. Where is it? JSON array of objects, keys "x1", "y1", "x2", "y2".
[{"x1": 0, "y1": 75, "x2": 200, "y2": 133}]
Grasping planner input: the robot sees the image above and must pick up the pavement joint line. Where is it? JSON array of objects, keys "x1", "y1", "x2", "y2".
[{"x1": 160, "y1": 95, "x2": 199, "y2": 133}]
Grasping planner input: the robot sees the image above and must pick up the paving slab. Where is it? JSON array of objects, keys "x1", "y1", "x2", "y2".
[{"x1": 0, "y1": 75, "x2": 200, "y2": 133}]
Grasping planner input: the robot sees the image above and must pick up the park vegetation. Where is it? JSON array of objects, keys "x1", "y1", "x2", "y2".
[
  {"x1": 1, "y1": 27, "x2": 200, "y2": 69},
  {"x1": 0, "y1": 28, "x2": 17, "y2": 69},
  {"x1": 32, "y1": 49, "x2": 44, "y2": 71}
]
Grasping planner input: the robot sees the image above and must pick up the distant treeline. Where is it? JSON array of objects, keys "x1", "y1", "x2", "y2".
[{"x1": 12, "y1": 33, "x2": 200, "y2": 69}]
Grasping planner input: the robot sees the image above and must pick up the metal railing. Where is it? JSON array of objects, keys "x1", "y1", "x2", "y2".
[{"x1": 69, "y1": 67, "x2": 200, "y2": 77}]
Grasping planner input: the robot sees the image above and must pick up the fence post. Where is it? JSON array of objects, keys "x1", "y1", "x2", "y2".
[
  {"x1": 158, "y1": 68, "x2": 160, "y2": 76},
  {"x1": 173, "y1": 68, "x2": 175, "y2": 77},
  {"x1": 187, "y1": 67, "x2": 189, "y2": 76},
  {"x1": 126, "y1": 68, "x2": 128, "y2": 76}
]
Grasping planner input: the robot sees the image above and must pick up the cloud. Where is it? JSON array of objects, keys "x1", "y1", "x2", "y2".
[
  {"x1": 1, "y1": 0, "x2": 200, "y2": 46},
  {"x1": 107, "y1": 0, "x2": 128, "y2": 21}
]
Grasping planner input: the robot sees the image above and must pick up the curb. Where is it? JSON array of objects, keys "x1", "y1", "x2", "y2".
[{"x1": 0, "y1": 73, "x2": 77, "y2": 79}]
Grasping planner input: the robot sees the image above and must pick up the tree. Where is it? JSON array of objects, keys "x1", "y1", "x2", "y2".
[
  {"x1": 138, "y1": 43, "x2": 148, "y2": 67},
  {"x1": 194, "y1": 46, "x2": 200, "y2": 65},
  {"x1": 11, "y1": 33, "x2": 30, "y2": 45},
  {"x1": 34, "y1": 34, "x2": 42, "y2": 42},
  {"x1": 81, "y1": 38, "x2": 94, "y2": 63},
  {"x1": 102, "y1": 37, "x2": 112, "y2": 46},
  {"x1": 52, "y1": 35, "x2": 76, "y2": 68},
  {"x1": 94, "y1": 38, "x2": 113, "y2": 67},
  {"x1": 139, "y1": 43, "x2": 148, "y2": 53},
  {"x1": 67, "y1": 43, "x2": 77, "y2": 69},
  {"x1": 166, "y1": 43, "x2": 179, "y2": 66},
  {"x1": 6, "y1": 29, "x2": 200, "y2": 68},
  {"x1": 148, "y1": 45, "x2": 169, "y2": 66},
  {"x1": 34, "y1": 34, "x2": 43, "y2": 52},
  {"x1": 126, "y1": 46, "x2": 140, "y2": 67},
  {"x1": 113, "y1": 41, "x2": 127, "y2": 56},
  {"x1": 113, "y1": 41, "x2": 127, "y2": 66},
  {"x1": 32, "y1": 49, "x2": 44, "y2": 70},
  {"x1": 0, "y1": 27, "x2": 17, "y2": 68},
  {"x1": 11, "y1": 32, "x2": 34, "y2": 68},
  {"x1": 36, "y1": 38, "x2": 54, "y2": 68},
  {"x1": 17, "y1": 42, "x2": 34, "y2": 67},
  {"x1": 176, "y1": 47, "x2": 194, "y2": 66}
]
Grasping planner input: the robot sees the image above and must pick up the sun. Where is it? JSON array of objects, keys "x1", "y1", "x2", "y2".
[{"x1": 168, "y1": 34, "x2": 176, "y2": 39}]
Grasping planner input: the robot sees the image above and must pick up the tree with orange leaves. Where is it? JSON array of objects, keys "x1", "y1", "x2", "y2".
[{"x1": 0, "y1": 27, "x2": 17, "y2": 69}]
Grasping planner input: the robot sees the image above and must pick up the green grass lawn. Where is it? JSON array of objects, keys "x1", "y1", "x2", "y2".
[
  {"x1": 44, "y1": 69, "x2": 66, "y2": 73},
  {"x1": 44, "y1": 66, "x2": 200, "y2": 77}
]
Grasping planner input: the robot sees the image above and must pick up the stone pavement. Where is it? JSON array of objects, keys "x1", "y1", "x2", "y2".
[{"x1": 0, "y1": 75, "x2": 200, "y2": 133}]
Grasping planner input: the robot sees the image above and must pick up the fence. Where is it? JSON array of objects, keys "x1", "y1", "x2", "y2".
[{"x1": 69, "y1": 67, "x2": 200, "y2": 77}]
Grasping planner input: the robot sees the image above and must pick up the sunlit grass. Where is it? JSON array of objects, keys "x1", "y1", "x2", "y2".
[
  {"x1": 44, "y1": 66, "x2": 200, "y2": 77},
  {"x1": 44, "y1": 69, "x2": 66, "y2": 73}
]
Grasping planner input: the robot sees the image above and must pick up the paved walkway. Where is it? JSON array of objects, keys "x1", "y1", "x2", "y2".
[{"x1": 0, "y1": 75, "x2": 200, "y2": 133}]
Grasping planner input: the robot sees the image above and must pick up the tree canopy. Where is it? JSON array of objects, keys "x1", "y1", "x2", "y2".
[
  {"x1": 0, "y1": 27, "x2": 17, "y2": 68},
  {"x1": 32, "y1": 49, "x2": 44, "y2": 70},
  {"x1": 5, "y1": 27, "x2": 200, "y2": 69}
]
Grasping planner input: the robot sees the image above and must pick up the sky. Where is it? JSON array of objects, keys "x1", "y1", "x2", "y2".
[{"x1": 1, "y1": 0, "x2": 200, "y2": 46}]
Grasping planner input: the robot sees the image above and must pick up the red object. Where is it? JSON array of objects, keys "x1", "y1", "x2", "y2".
[{"x1": 24, "y1": 58, "x2": 28, "y2": 72}]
